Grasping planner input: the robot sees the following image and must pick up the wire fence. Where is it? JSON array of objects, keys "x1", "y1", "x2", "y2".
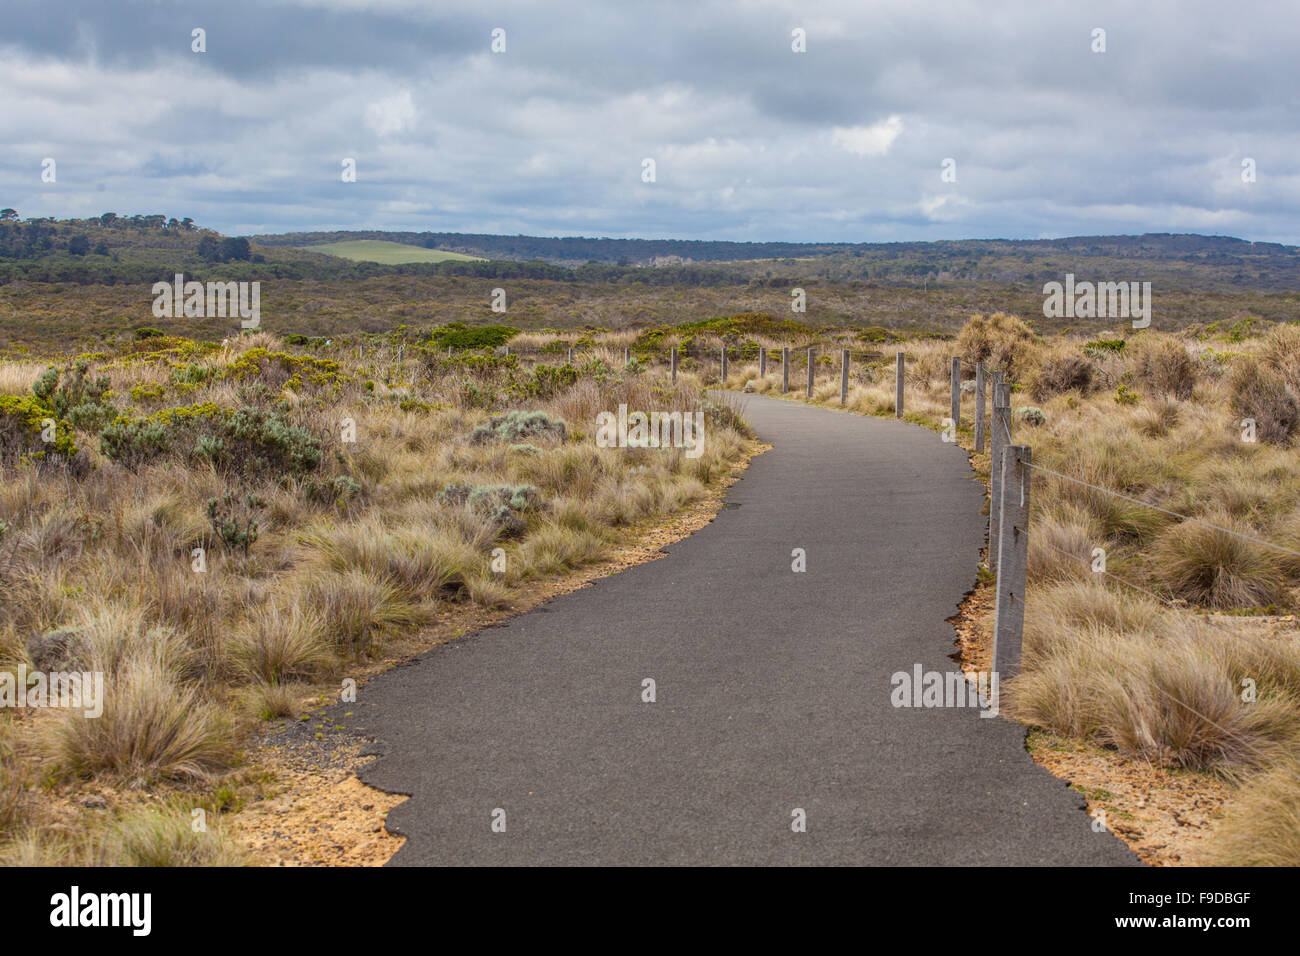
[{"x1": 975, "y1": 364, "x2": 1300, "y2": 786}]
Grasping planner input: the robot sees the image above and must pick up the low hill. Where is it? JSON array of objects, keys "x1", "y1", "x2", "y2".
[
  {"x1": 302, "y1": 239, "x2": 484, "y2": 265},
  {"x1": 257, "y1": 229, "x2": 1300, "y2": 292}
]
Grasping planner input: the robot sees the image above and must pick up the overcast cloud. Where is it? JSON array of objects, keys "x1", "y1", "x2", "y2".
[{"x1": 2, "y1": 0, "x2": 1297, "y2": 243}]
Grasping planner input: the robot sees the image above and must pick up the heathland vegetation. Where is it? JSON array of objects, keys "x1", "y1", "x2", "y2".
[
  {"x1": 3, "y1": 215, "x2": 1299, "y2": 353},
  {"x1": 0, "y1": 327, "x2": 749, "y2": 863},
  {"x1": 2, "y1": 213, "x2": 1298, "y2": 865}
]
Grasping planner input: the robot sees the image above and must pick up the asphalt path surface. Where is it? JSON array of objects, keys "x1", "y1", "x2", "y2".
[{"x1": 355, "y1": 392, "x2": 1138, "y2": 865}]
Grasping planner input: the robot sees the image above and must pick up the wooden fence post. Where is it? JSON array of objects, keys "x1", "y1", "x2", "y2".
[
  {"x1": 806, "y1": 348, "x2": 815, "y2": 399},
  {"x1": 992, "y1": 445, "x2": 1031, "y2": 679},
  {"x1": 721, "y1": 345, "x2": 728, "y2": 383},
  {"x1": 624, "y1": 347, "x2": 630, "y2": 367},
  {"x1": 759, "y1": 347, "x2": 767, "y2": 378},
  {"x1": 782, "y1": 348, "x2": 790, "y2": 393},
  {"x1": 974, "y1": 363, "x2": 986, "y2": 453},
  {"x1": 989, "y1": 384, "x2": 1011, "y2": 574},
  {"x1": 671, "y1": 347, "x2": 677, "y2": 383},
  {"x1": 895, "y1": 351, "x2": 905, "y2": 418},
  {"x1": 567, "y1": 347, "x2": 574, "y2": 366},
  {"x1": 950, "y1": 357, "x2": 961, "y2": 431},
  {"x1": 840, "y1": 349, "x2": 850, "y2": 405}
]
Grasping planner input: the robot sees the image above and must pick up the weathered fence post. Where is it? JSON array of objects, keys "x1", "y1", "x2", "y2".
[
  {"x1": 950, "y1": 357, "x2": 961, "y2": 431},
  {"x1": 840, "y1": 349, "x2": 850, "y2": 405},
  {"x1": 624, "y1": 347, "x2": 630, "y2": 367},
  {"x1": 974, "y1": 363, "x2": 986, "y2": 453},
  {"x1": 895, "y1": 351, "x2": 905, "y2": 418},
  {"x1": 671, "y1": 347, "x2": 677, "y2": 383},
  {"x1": 989, "y1": 383, "x2": 1012, "y2": 574},
  {"x1": 806, "y1": 348, "x2": 815, "y2": 399},
  {"x1": 759, "y1": 347, "x2": 767, "y2": 378},
  {"x1": 992, "y1": 445, "x2": 1031, "y2": 679},
  {"x1": 782, "y1": 347, "x2": 790, "y2": 393},
  {"x1": 720, "y1": 345, "x2": 728, "y2": 383},
  {"x1": 567, "y1": 347, "x2": 574, "y2": 366}
]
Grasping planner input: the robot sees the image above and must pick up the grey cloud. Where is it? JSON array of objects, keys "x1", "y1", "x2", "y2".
[{"x1": 1, "y1": 0, "x2": 1298, "y2": 243}]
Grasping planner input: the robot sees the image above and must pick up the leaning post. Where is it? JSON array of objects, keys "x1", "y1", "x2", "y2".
[
  {"x1": 989, "y1": 383, "x2": 1012, "y2": 575},
  {"x1": 950, "y1": 357, "x2": 961, "y2": 433},
  {"x1": 895, "y1": 351, "x2": 905, "y2": 418},
  {"x1": 992, "y1": 445, "x2": 1032, "y2": 679}
]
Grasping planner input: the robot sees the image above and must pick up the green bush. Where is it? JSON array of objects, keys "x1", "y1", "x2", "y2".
[
  {"x1": 173, "y1": 363, "x2": 215, "y2": 386},
  {"x1": 469, "y1": 410, "x2": 566, "y2": 445},
  {"x1": 1083, "y1": 338, "x2": 1126, "y2": 356},
  {"x1": 0, "y1": 394, "x2": 79, "y2": 468},
  {"x1": 510, "y1": 364, "x2": 577, "y2": 400},
  {"x1": 679, "y1": 313, "x2": 809, "y2": 340},
  {"x1": 430, "y1": 324, "x2": 519, "y2": 350},
  {"x1": 31, "y1": 360, "x2": 113, "y2": 424},
  {"x1": 100, "y1": 403, "x2": 322, "y2": 477},
  {"x1": 206, "y1": 492, "x2": 265, "y2": 556},
  {"x1": 437, "y1": 482, "x2": 543, "y2": 538},
  {"x1": 1015, "y1": 406, "x2": 1047, "y2": 427},
  {"x1": 302, "y1": 474, "x2": 363, "y2": 509},
  {"x1": 98, "y1": 417, "x2": 170, "y2": 468}
]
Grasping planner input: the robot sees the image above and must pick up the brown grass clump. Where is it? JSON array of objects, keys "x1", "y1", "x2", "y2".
[
  {"x1": 49, "y1": 657, "x2": 234, "y2": 783},
  {"x1": 1150, "y1": 511, "x2": 1290, "y2": 609},
  {"x1": 232, "y1": 602, "x2": 332, "y2": 684},
  {"x1": 1229, "y1": 356, "x2": 1298, "y2": 446},
  {"x1": 1033, "y1": 346, "x2": 1093, "y2": 399},
  {"x1": 1130, "y1": 333, "x2": 1198, "y2": 399},
  {"x1": 1008, "y1": 581, "x2": 1300, "y2": 771},
  {"x1": 1202, "y1": 757, "x2": 1300, "y2": 865},
  {"x1": 1257, "y1": 322, "x2": 1300, "y2": 391},
  {"x1": 956, "y1": 312, "x2": 1040, "y2": 380}
]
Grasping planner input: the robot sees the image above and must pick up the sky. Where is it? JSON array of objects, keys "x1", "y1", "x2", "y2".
[{"x1": 2, "y1": 0, "x2": 1298, "y2": 244}]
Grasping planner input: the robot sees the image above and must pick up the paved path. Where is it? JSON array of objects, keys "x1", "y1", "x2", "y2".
[{"x1": 354, "y1": 393, "x2": 1138, "y2": 865}]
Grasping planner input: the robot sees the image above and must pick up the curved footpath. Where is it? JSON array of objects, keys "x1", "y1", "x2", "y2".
[{"x1": 354, "y1": 392, "x2": 1138, "y2": 865}]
